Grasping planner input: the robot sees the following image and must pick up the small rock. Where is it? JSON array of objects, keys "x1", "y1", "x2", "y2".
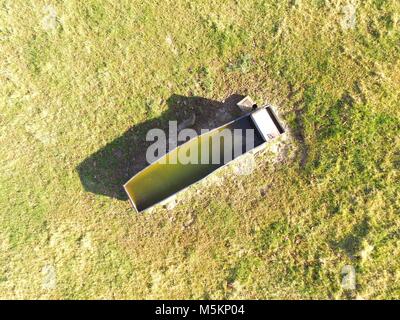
[
  {"x1": 260, "y1": 188, "x2": 267, "y2": 197},
  {"x1": 165, "y1": 35, "x2": 178, "y2": 55},
  {"x1": 269, "y1": 143, "x2": 280, "y2": 154},
  {"x1": 25, "y1": 122, "x2": 57, "y2": 145},
  {"x1": 206, "y1": 173, "x2": 223, "y2": 186},
  {"x1": 183, "y1": 216, "x2": 195, "y2": 228},
  {"x1": 231, "y1": 154, "x2": 256, "y2": 176},
  {"x1": 145, "y1": 207, "x2": 155, "y2": 214},
  {"x1": 162, "y1": 195, "x2": 178, "y2": 210},
  {"x1": 340, "y1": 3, "x2": 356, "y2": 30},
  {"x1": 41, "y1": 5, "x2": 57, "y2": 31},
  {"x1": 42, "y1": 264, "x2": 56, "y2": 290},
  {"x1": 166, "y1": 200, "x2": 177, "y2": 210},
  {"x1": 79, "y1": 233, "x2": 93, "y2": 251}
]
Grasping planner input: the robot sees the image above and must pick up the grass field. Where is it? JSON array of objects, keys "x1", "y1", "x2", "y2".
[{"x1": 0, "y1": 0, "x2": 399, "y2": 299}]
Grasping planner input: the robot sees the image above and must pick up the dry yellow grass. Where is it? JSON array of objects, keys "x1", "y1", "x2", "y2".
[{"x1": 0, "y1": 0, "x2": 399, "y2": 299}]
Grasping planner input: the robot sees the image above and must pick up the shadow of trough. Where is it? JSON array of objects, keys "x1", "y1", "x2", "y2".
[{"x1": 76, "y1": 94, "x2": 246, "y2": 200}]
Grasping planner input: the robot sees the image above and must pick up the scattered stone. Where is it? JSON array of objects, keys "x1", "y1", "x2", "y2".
[
  {"x1": 41, "y1": 5, "x2": 57, "y2": 31},
  {"x1": 165, "y1": 35, "x2": 173, "y2": 46},
  {"x1": 79, "y1": 233, "x2": 93, "y2": 251},
  {"x1": 165, "y1": 200, "x2": 177, "y2": 210},
  {"x1": 259, "y1": 187, "x2": 267, "y2": 197},
  {"x1": 340, "y1": 3, "x2": 356, "y2": 30},
  {"x1": 150, "y1": 270, "x2": 163, "y2": 291},
  {"x1": 25, "y1": 122, "x2": 57, "y2": 145},
  {"x1": 42, "y1": 264, "x2": 56, "y2": 290},
  {"x1": 168, "y1": 214, "x2": 176, "y2": 223},
  {"x1": 165, "y1": 35, "x2": 178, "y2": 55},
  {"x1": 206, "y1": 173, "x2": 223, "y2": 186},
  {"x1": 183, "y1": 216, "x2": 195, "y2": 228},
  {"x1": 146, "y1": 207, "x2": 155, "y2": 214},
  {"x1": 360, "y1": 242, "x2": 374, "y2": 262},
  {"x1": 231, "y1": 153, "x2": 256, "y2": 176},
  {"x1": 162, "y1": 195, "x2": 178, "y2": 211}
]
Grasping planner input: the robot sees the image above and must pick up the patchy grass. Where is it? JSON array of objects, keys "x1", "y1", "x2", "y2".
[{"x1": 0, "y1": 0, "x2": 399, "y2": 299}]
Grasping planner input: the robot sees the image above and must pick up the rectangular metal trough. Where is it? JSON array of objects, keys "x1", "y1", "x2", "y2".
[{"x1": 124, "y1": 106, "x2": 284, "y2": 212}]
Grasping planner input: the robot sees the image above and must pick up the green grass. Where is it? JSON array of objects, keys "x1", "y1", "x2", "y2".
[{"x1": 0, "y1": 0, "x2": 399, "y2": 299}]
